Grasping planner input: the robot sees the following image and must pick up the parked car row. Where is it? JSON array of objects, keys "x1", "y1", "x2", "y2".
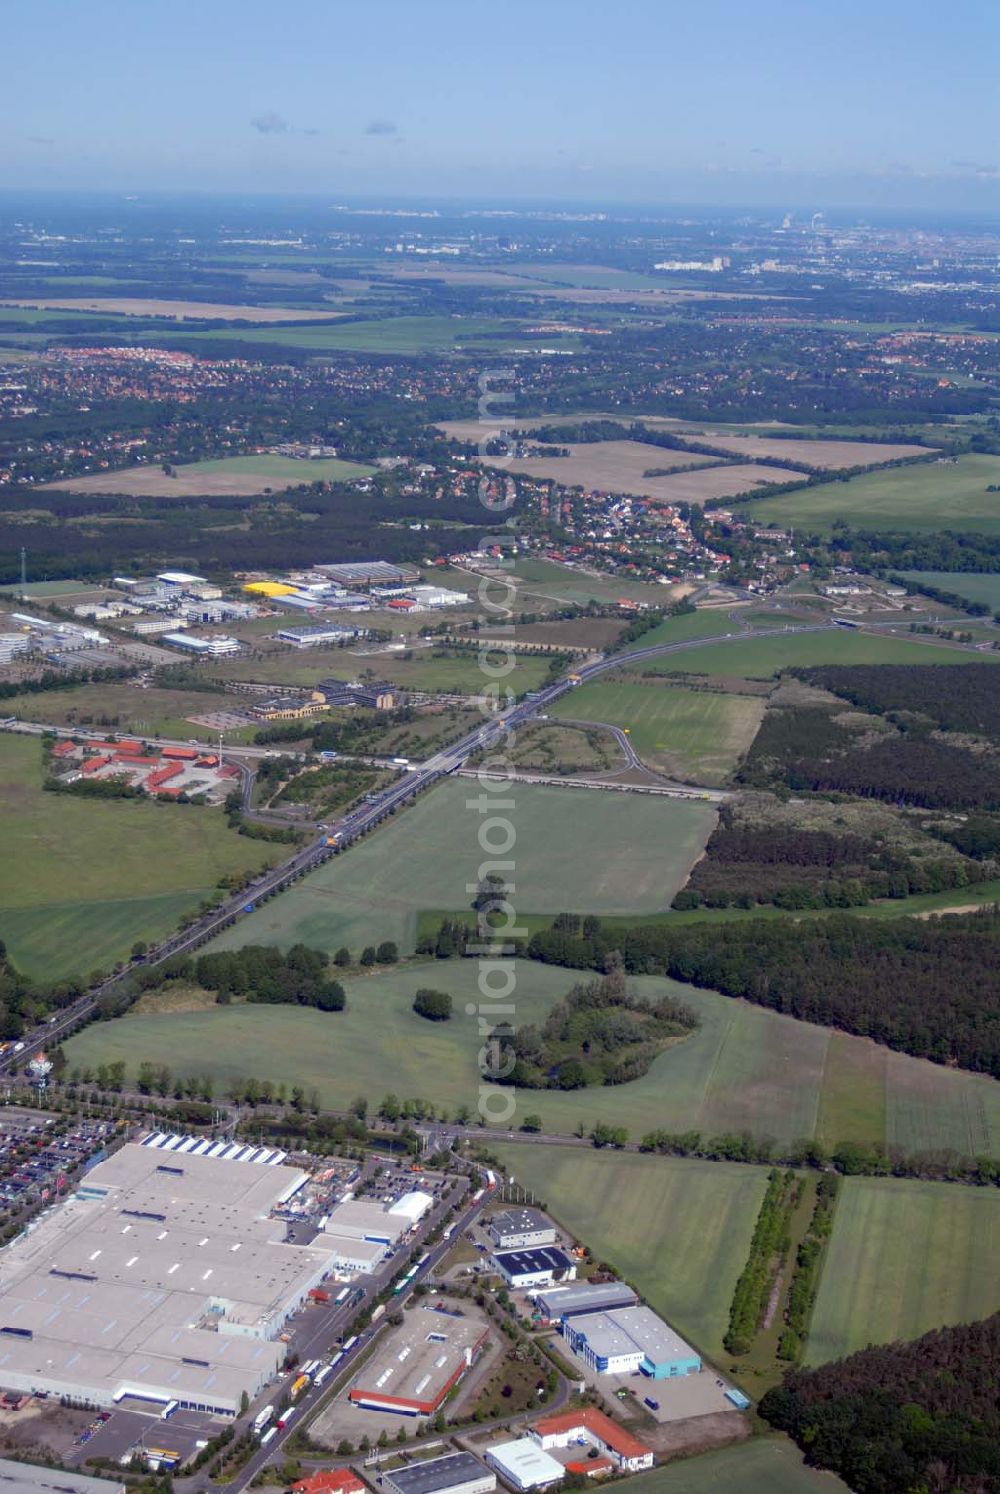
[{"x1": 0, "y1": 1120, "x2": 113, "y2": 1209}]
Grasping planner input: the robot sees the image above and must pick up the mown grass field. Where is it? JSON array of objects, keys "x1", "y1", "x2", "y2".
[
  {"x1": 627, "y1": 1439, "x2": 848, "y2": 1493},
  {"x1": 490, "y1": 1146, "x2": 768, "y2": 1359},
  {"x1": 0, "y1": 682, "x2": 246, "y2": 739},
  {"x1": 43, "y1": 452, "x2": 375, "y2": 498},
  {"x1": 622, "y1": 628, "x2": 1000, "y2": 679},
  {"x1": 551, "y1": 681, "x2": 764, "y2": 783},
  {"x1": 805, "y1": 1178, "x2": 1000, "y2": 1364},
  {"x1": 64, "y1": 958, "x2": 1000, "y2": 1158},
  {"x1": 736, "y1": 453, "x2": 1000, "y2": 535},
  {"x1": 0, "y1": 734, "x2": 271, "y2": 981},
  {"x1": 209, "y1": 779, "x2": 714, "y2": 955},
  {"x1": 506, "y1": 557, "x2": 687, "y2": 608},
  {"x1": 899, "y1": 569, "x2": 1000, "y2": 610}
]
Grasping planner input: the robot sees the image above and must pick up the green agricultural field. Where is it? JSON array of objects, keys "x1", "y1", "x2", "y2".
[
  {"x1": 0, "y1": 306, "x2": 136, "y2": 327},
  {"x1": 165, "y1": 315, "x2": 577, "y2": 355},
  {"x1": 552, "y1": 681, "x2": 764, "y2": 783},
  {"x1": 627, "y1": 1439, "x2": 848, "y2": 1494},
  {"x1": 219, "y1": 646, "x2": 553, "y2": 697},
  {"x1": 490, "y1": 1145, "x2": 768, "y2": 1358},
  {"x1": 63, "y1": 957, "x2": 1000, "y2": 1157},
  {"x1": 177, "y1": 453, "x2": 375, "y2": 483},
  {"x1": 622, "y1": 629, "x2": 1000, "y2": 679},
  {"x1": 46, "y1": 452, "x2": 376, "y2": 498},
  {"x1": 0, "y1": 682, "x2": 248, "y2": 740},
  {"x1": 208, "y1": 779, "x2": 714, "y2": 956},
  {"x1": 735, "y1": 453, "x2": 1000, "y2": 535},
  {"x1": 0, "y1": 734, "x2": 272, "y2": 982},
  {"x1": 620, "y1": 609, "x2": 748, "y2": 651},
  {"x1": 805, "y1": 1178, "x2": 1000, "y2": 1364},
  {"x1": 899, "y1": 570, "x2": 1000, "y2": 610}
]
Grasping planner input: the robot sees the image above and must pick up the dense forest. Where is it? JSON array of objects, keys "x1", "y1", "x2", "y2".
[
  {"x1": 526, "y1": 909, "x2": 1000, "y2": 1074},
  {"x1": 491, "y1": 958, "x2": 698, "y2": 1089},
  {"x1": 676, "y1": 803, "x2": 984, "y2": 910},
  {"x1": 760, "y1": 1314, "x2": 1000, "y2": 1493},
  {"x1": 0, "y1": 479, "x2": 492, "y2": 584},
  {"x1": 797, "y1": 663, "x2": 1000, "y2": 741},
  {"x1": 740, "y1": 702, "x2": 1000, "y2": 810}
]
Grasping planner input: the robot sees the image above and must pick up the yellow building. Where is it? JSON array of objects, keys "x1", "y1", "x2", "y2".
[{"x1": 243, "y1": 581, "x2": 298, "y2": 598}]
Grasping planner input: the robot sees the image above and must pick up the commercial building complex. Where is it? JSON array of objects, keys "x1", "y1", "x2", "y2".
[
  {"x1": 561, "y1": 1305, "x2": 701, "y2": 1380},
  {"x1": 317, "y1": 562, "x2": 415, "y2": 588},
  {"x1": 486, "y1": 1208, "x2": 557, "y2": 1251},
  {"x1": 491, "y1": 1247, "x2": 576, "y2": 1290},
  {"x1": 388, "y1": 1190, "x2": 434, "y2": 1225},
  {"x1": 348, "y1": 1304, "x2": 488, "y2": 1416},
  {"x1": 274, "y1": 626, "x2": 360, "y2": 648},
  {"x1": 485, "y1": 1439, "x2": 565, "y2": 1491},
  {"x1": 161, "y1": 632, "x2": 241, "y2": 657},
  {"x1": 530, "y1": 1409, "x2": 655, "y2": 1472},
  {"x1": 320, "y1": 1197, "x2": 411, "y2": 1274},
  {"x1": 0, "y1": 1142, "x2": 363, "y2": 1417},
  {"x1": 380, "y1": 1451, "x2": 495, "y2": 1494},
  {"x1": 532, "y1": 1281, "x2": 637, "y2": 1323}
]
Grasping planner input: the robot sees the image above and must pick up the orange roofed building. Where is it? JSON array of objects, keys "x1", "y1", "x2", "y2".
[
  {"x1": 530, "y1": 1409, "x2": 654, "y2": 1472},
  {"x1": 290, "y1": 1472, "x2": 366, "y2": 1494}
]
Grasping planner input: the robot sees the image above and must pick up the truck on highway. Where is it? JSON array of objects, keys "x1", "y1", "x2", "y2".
[
  {"x1": 253, "y1": 1407, "x2": 274, "y2": 1436},
  {"x1": 289, "y1": 1373, "x2": 310, "y2": 1400}
]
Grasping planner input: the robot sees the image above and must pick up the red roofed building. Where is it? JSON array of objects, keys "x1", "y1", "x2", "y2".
[
  {"x1": 530, "y1": 1410, "x2": 654, "y2": 1472},
  {"x1": 113, "y1": 741, "x2": 150, "y2": 758},
  {"x1": 565, "y1": 1459, "x2": 613, "y2": 1478},
  {"x1": 146, "y1": 762, "x2": 183, "y2": 791},
  {"x1": 80, "y1": 754, "x2": 112, "y2": 775},
  {"x1": 162, "y1": 745, "x2": 200, "y2": 761},
  {"x1": 51, "y1": 741, "x2": 76, "y2": 758},
  {"x1": 290, "y1": 1472, "x2": 366, "y2": 1494}
]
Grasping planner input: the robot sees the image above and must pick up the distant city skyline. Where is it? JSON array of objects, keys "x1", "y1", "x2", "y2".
[{"x1": 2, "y1": 0, "x2": 999, "y2": 210}]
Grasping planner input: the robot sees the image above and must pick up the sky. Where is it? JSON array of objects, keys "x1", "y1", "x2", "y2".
[{"x1": 2, "y1": 0, "x2": 1000, "y2": 211}]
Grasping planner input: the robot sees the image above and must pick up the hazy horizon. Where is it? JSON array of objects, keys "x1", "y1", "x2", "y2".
[{"x1": 2, "y1": 0, "x2": 999, "y2": 212}]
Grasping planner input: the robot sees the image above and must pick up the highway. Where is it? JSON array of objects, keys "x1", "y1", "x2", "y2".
[
  {"x1": 0, "y1": 619, "x2": 838, "y2": 1076},
  {"x1": 225, "y1": 1179, "x2": 498, "y2": 1494}
]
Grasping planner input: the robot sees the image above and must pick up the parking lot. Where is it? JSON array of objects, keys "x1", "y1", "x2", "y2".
[
  {"x1": 554, "y1": 1335, "x2": 739, "y2": 1425},
  {"x1": 0, "y1": 1113, "x2": 113, "y2": 1212}
]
